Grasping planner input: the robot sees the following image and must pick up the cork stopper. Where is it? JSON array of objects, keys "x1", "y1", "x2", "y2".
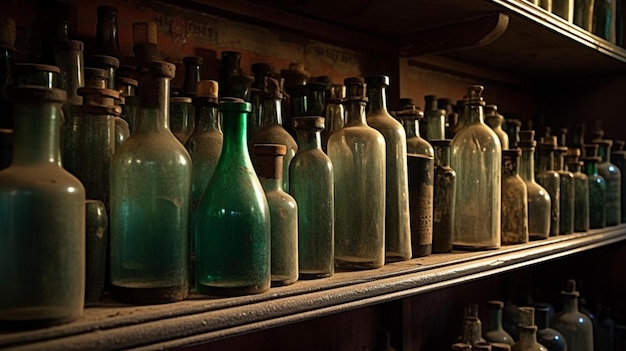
[
  {"x1": 77, "y1": 87, "x2": 120, "y2": 108},
  {"x1": 566, "y1": 148, "x2": 581, "y2": 157},
  {"x1": 196, "y1": 80, "x2": 219, "y2": 98},
  {"x1": 9, "y1": 86, "x2": 67, "y2": 103},
  {"x1": 364, "y1": 75, "x2": 389, "y2": 88},
  {"x1": 518, "y1": 307, "x2": 535, "y2": 327},
  {"x1": 84, "y1": 68, "x2": 109, "y2": 89},
  {"x1": 0, "y1": 17, "x2": 16, "y2": 47},
  {"x1": 252, "y1": 143, "x2": 286, "y2": 180},
  {"x1": 293, "y1": 116, "x2": 325, "y2": 131},
  {"x1": 116, "y1": 77, "x2": 138, "y2": 97},
  {"x1": 86, "y1": 54, "x2": 120, "y2": 69},
  {"x1": 344, "y1": 77, "x2": 367, "y2": 102},
  {"x1": 464, "y1": 304, "x2": 479, "y2": 319},
  {"x1": 264, "y1": 76, "x2": 283, "y2": 100},
  {"x1": 328, "y1": 84, "x2": 345, "y2": 101},
  {"x1": 450, "y1": 343, "x2": 472, "y2": 351},
  {"x1": 518, "y1": 130, "x2": 536, "y2": 148},
  {"x1": 118, "y1": 65, "x2": 138, "y2": 80},
  {"x1": 473, "y1": 342, "x2": 492, "y2": 351},
  {"x1": 538, "y1": 135, "x2": 558, "y2": 150},
  {"x1": 133, "y1": 22, "x2": 158, "y2": 45},
  {"x1": 396, "y1": 98, "x2": 423, "y2": 120},
  {"x1": 144, "y1": 60, "x2": 176, "y2": 79},
  {"x1": 463, "y1": 85, "x2": 485, "y2": 105},
  {"x1": 561, "y1": 279, "x2": 580, "y2": 297},
  {"x1": 583, "y1": 144, "x2": 599, "y2": 157}
]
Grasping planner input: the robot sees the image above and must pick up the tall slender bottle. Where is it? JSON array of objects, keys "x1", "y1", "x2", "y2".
[
  {"x1": 485, "y1": 301, "x2": 515, "y2": 345},
  {"x1": 424, "y1": 94, "x2": 446, "y2": 141},
  {"x1": 110, "y1": 61, "x2": 191, "y2": 304},
  {"x1": 594, "y1": 139, "x2": 621, "y2": 226},
  {"x1": 182, "y1": 56, "x2": 203, "y2": 98},
  {"x1": 582, "y1": 144, "x2": 606, "y2": 228},
  {"x1": 565, "y1": 148, "x2": 590, "y2": 232},
  {"x1": 485, "y1": 104, "x2": 509, "y2": 150},
  {"x1": 552, "y1": 280, "x2": 594, "y2": 351},
  {"x1": 95, "y1": 5, "x2": 123, "y2": 61},
  {"x1": 518, "y1": 131, "x2": 551, "y2": 240},
  {"x1": 290, "y1": 116, "x2": 334, "y2": 279},
  {"x1": 512, "y1": 307, "x2": 548, "y2": 351},
  {"x1": 451, "y1": 85, "x2": 501, "y2": 250},
  {"x1": 431, "y1": 139, "x2": 456, "y2": 253},
  {"x1": 555, "y1": 145, "x2": 575, "y2": 234},
  {"x1": 328, "y1": 77, "x2": 386, "y2": 270},
  {"x1": 501, "y1": 148, "x2": 529, "y2": 244},
  {"x1": 552, "y1": 0, "x2": 574, "y2": 21},
  {"x1": 321, "y1": 84, "x2": 344, "y2": 153},
  {"x1": 536, "y1": 136, "x2": 561, "y2": 236},
  {"x1": 195, "y1": 101, "x2": 271, "y2": 296},
  {"x1": 0, "y1": 86, "x2": 85, "y2": 327},
  {"x1": 365, "y1": 75, "x2": 411, "y2": 261}
]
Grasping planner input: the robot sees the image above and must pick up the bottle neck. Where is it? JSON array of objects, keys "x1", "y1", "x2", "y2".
[
  {"x1": 136, "y1": 76, "x2": 171, "y2": 132},
  {"x1": 262, "y1": 97, "x2": 283, "y2": 127},
  {"x1": 537, "y1": 149, "x2": 555, "y2": 171},
  {"x1": 518, "y1": 326, "x2": 539, "y2": 347},
  {"x1": 519, "y1": 147, "x2": 536, "y2": 181},
  {"x1": 402, "y1": 118, "x2": 420, "y2": 138},
  {"x1": 307, "y1": 89, "x2": 325, "y2": 116},
  {"x1": 503, "y1": 155, "x2": 520, "y2": 177},
  {"x1": 434, "y1": 144, "x2": 451, "y2": 167},
  {"x1": 535, "y1": 309, "x2": 549, "y2": 330},
  {"x1": 12, "y1": 102, "x2": 63, "y2": 166},
  {"x1": 461, "y1": 318, "x2": 482, "y2": 344},
  {"x1": 583, "y1": 159, "x2": 599, "y2": 176},
  {"x1": 598, "y1": 144, "x2": 611, "y2": 163},
  {"x1": 290, "y1": 88, "x2": 307, "y2": 119},
  {"x1": 487, "y1": 307, "x2": 503, "y2": 330},
  {"x1": 367, "y1": 85, "x2": 388, "y2": 114},
  {"x1": 554, "y1": 152, "x2": 566, "y2": 171},
  {"x1": 563, "y1": 295, "x2": 579, "y2": 313},
  {"x1": 465, "y1": 103, "x2": 485, "y2": 125},
  {"x1": 344, "y1": 100, "x2": 367, "y2": 126},
  {"x1": 183, "y1": 65, "x2": 201, "y2": 97},
  {"x1": 295, "y1": 128, "x2": 322, "y2": 151},
  {"x1": 95, "y1": 12, "x2": 121, "y2": 58},
  {"x1": 194, "y1": 103, "x2": 220, "y2": 132},
  {"x1": 221, "y1": 109, "x2": 250, "y2": 160}
]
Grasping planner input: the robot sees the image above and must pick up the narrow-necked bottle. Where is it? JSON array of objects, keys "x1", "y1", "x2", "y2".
[
  {"x1": 290, "y1": 116, "x2": 334, "y2": 279},
  {"x1": 518, "y1": 131, "x2": 551, "y2": 240},
  {"x1": 431, "y1": 139, "x2": 456, "y2": 253},
  {"x1": 451, "y1": 85, "x2": 501, "y2": 250},
  {"x1": 449, "y1": 99, "x2": 466, "y2": 137},
  {"x1": 534, "y1": 303, "x2": 568, "y2": 351},
  {"x1": 85, "y1": 54, "x2": 119, "y2": 92},
  {"x1": 555, "y1": 145, "x2": 575, "y2": 234},
  {"x1": 252, "y1": 143, "x2": 298, "y2": 286},
  {"x1": 565, "y1": 148, "x2": 590, "y2": 232},
  {"x1": 396, "y1": 98, "x2": 433, "y2": 157},
  {"x1": 219, "y1": 50, "x2": 253, "y2": 100},
  {"x1": 485, "y1": 104, "x2": 509, "y2": 150},
  {"x1": 95, "y1": 5, "x2": 123, "y2": 61},
  {"x1": 459, "y1": 304, "x2": 486, "y2": 345},
  {"x1": 249, "y1": 62, "x2": 272, "y2": 139},
  {"x1": 594, "y1": 139, "x2": 621, "y2": 226},
  {"x1": 196, "y1": 100, "x2": 270, "y2": 296},
  {"x1": 328, "y1": 77, "x2": 386, "y2": 270},
  {"x1": 366, "y1": 75, "x2": 411, "y2": 261},
  {"x1": 552, "y1": 280, "x2": 594, "y2": 351},
  {"x1": 110, "y1": 61, "x2": 191, "y2": 304},
  {"x1": 115, "y1": 76, "x2": 138, "y2": 133},
  {"x1": 170, "y1": 96, "x2": 195, "y2": 145},
  {"x1": 249, "y1": 77, "x2": 298, "y2": 192},
  {"x1": 536, "y1": 136, "x2": 561, "y2": 236},
  {"x1": 501, "y1": 148, "x2": 529, "y2": 244},
  {"x1": 582, "y1": 144, "x2": 606, "y2": 229},
  {"x1": 321, "y1": 84, "x2": 345, "y2": 153},
  {"x1": 424, "y1": 94, "x2": 446, "y2": 141},
  {"x1": 182, "y1": 56, "x2": 203, "y2": 98},
  {"x1": 0, "y1": 86, "x2": 85, "y2": 327},
  {"x1": 13, "y1": 63, "x2": 60, "y2": 88},
  {"x1": 513, "y1": 307, "x2": 548, "y2": 351},
  {"x1": 485, "y1": 300, "x2": 515, "y2": 345}
]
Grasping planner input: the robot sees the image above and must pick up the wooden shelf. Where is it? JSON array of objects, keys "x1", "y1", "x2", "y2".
[{"x1": 2, "y1": 225, "x2": 625, "y2": 351}]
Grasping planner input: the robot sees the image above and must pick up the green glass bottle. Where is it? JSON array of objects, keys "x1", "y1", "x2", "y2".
[
  {"x1": 196, "y1": 100, "x2": 270, "y2": 296},
  {"x1": 536, "y1": 136, "x2": 560, "y2": 236},
  {"x1": 554, "y1": 145, "x2": 575, "y2": 234},
  {"x1": 252, "y1": 143, "x2": 298, "y2": 286},
  {"x1": 485, "y1": 301, "x2": 515, "y2": 345},
  {"x1": 565, "y1": 148, "x2": 590, "y2": 232},
  {"x1": 0, "y1": 86, "x2": 85, "y2": 327},
  {"x1": 582, "y1": 144, "x2": 606, "y2": 229},
  {"x1": 321, "y1": 84, "x2": 345, "y2": 153},
  {"x1": 594, "y1": 139, "x2": 621, "y2": 226},
  {"x1": 290, "y1": 116, "x2": 334, "y2": 279},
  {"x1": 518, "y1": 131, "x2": 551, "y2": 240},
  {"x1": 110, "y1": 61, "x2": 191, "y2": 304}
]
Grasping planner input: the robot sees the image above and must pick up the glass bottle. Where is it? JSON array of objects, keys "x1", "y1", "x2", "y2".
[
  {"x1": 290, "y1": 116, "x2": 334, "y2": 279},
  {"x1": 513, "y1": 307, "x2": 548, "y2": 351},
  {"x1": 431, "y1": 139, "x2": 456, "y2": 253},
  {"x1": 611, "y1": 143, "x2": 626, "y2": 223},
  {"x1": 451, "y1": 85, "x2": 501, "y2": 250},
  {"x1": 366, "y1": 75, "x2": 411, "y2": 261},
  {"x1": 182, "y1": 56, "x2": 203, "y2": 98},
  {"x1": 518, "y1": 131, "x2": 551, "y2": 240},
  {"x1": 249, "y1": 77, "x2": 297, "y2": 192},
  {"x1": 282, "y1": 62, "x2": 310, "y2": 136},
  {"x1": 485, "y1": 300, "x2": 515, "y2": 345},
  {"x1": 534, "y1": 0, "x2": 554, "y2": 12},
  {"x1": 328, "y1": 77, "x2": 386, "y2": 270},
  {"x1": 534, "y1": 303, "x2": 568, "y2": 351},
  {"x1": 132, "y1": 22, "x2": 161, "y2": 68},
  {"x1": 170, "y1": 97, "x2": 195, "y2": 145},
  {"x1": 252, "y1": 143, "x2": 298, "y2": 286},
  {"x1": 321, "y1": 84, "x2": 345, "y2": 153},
  {"x1": 536, "y1": 136, "x2": 561, "y2": 236},
  {"x1": 407, "y1": 153, "x2": 434, "y2": 257},
  {"x1": 485, "y1": 104, "x2": 509, "y2": 150},
  {"x1": 501, "y1": 148, "x2": 529, "y2": 244},
  {"x1": 424, "y1": 94, "x2": 446, "y2": 140},
  {"x1": 84, "y1": 199, "x2": 108, "y2": 305},
  {"x1": 249, "y1": 62, "x2": 272, "y2": 139},
  {"x1": 459, "y1": 304, "x2": 486, "y2": 345},
  {"x1": 95, "y1": 5, "x2": 123, "y2": 61},
  {"x1": 116, "y1": 76, "x2": 138, "y2": 133},
  {"x1": 0, "y1": 17, "x2": 15, "y2": 129},
  {"x1": 593, "y1": 0, "x2": 615, "y2": 41},
  {"x1": 582, "y1": 144, "x2": 606, "y2": 228},
  {"x1": 575, "y1": 0, "x2": 595, "y2": 30},
  {"x1": 85, "y1": 54, "x2": 119, "y2": 91},
  {"x1": 449, "y1": 99, "x2": 467, "y2": 137},
  {"x1": 13, "y1": 63, "x2": 60, "y2": 88},
  {"x1": 54, "y1": 40, "x2": 84, "y2": 107},
  {"x1": 552, "y1": 280, "x2": 594, "y2": 351},
  {"x1": 595, "y1": 139, "x2": 621, "y2": 226},
  {"x1": 219, "y1": 50, "x2": 253, "y2": 101},
  {"x1": 0, "y1": 86, "x2": 85, "y2": 327},
  {"x1": 565, "y1": 149, "x2": 590, "y2": 232},
  {"x1": 84, "y1": 67, "x2": 108, "y2": 89},
  {"x1": 505, "y1": 119, "x2": 522, "y2": 148},
  {"x1": 555, "y1": 146, "x2": 575, "y2": 234},
  {"x1": 306, "y1": 81, "x2": 326, "y2": 116},
  {"x1": 196, "y1": 100, "x2": 270, "y2": 296},
  {"x1": 396, "y1": 98, "x2": 433, "y2": 157},
  {"x1": 110, "y1": 61, "x2": 191, "y2": 304},
  {"x1": 552, "y1": 0, "x2": 574, "y2": 21}
]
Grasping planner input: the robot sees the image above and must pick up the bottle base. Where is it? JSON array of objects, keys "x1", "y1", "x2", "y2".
[
  {"x1": 111, "y1": 283, "x2": 188, "y2": 305},
  {"x1": 411, "y1": 244, "x2": 432, "y2": 258},
  {"x1": 298, "y1": 270, "x2": 333, "y2": 280},
  {"x1": 453, "y1": 243, "x2": 499, "y2": 251},
  {"x1": 271, "y1": 275, "x2": 297, "y2": 287},
  {"x1": 196, "y1": 281, "x2": 269, "y2": 297},
  {"x1": 529, "y1": 233, "x2": 549, "y2": 241},
  {"x1": 385, "y1": 252, "x2": 412, "y2": 263},
  {"x1": 335, "y1": 257, "x2": 383, "y2": 271},
  {"x1": 0, "y1": 306, "x2": 80, "y2": 329}
]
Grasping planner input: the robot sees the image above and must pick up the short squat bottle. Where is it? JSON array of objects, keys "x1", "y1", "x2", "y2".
[
  {"x1": 196, "y1": 101, "x2": 271, "y2": 296},
  {"x1": 552, "y1": 280, "x2": 594, "y2": 351},
  {"x1": 518, "y1": 131, "x2": 551, "y2": 240},
  {"x1": 501, "y1": 148, "x2": 529, "y2": 244},
  {"x1": 328, "y1": 77, "x2": 386, "y2": 270},
  {"x1": 582, "y1": 144, "x2": 606, "y2": 229},
  {"x1": 555, "y1": 146, "x2": 575, "y2": 234},
  {"x1": 252, "y1": 144, "x2": 298, "y2": 287},
  {"x1": 290, "y1": 116, "x2": 334, "y2": 279},
  {"x1": 458, "y1": 304, "x2": 486, "y2": 345},
  {"x1": 0, "y1": 86, "x2": 86, "y2": 327},
  {"x1": 534, "y1": 303, "x2": 567, "y2": 351},
  {"x1": 431, "y1": 139, "x2": 456, "y2": 253},
  {"x1": 536, "y1": 136, "x2": 560, "y2": 236},
  {"x1": 594, "y1": 139, "x2": 621, "y2": 226},
  {"x1": 513, "y1": 307, "x2": 548, "y2": 351},
  {"x1": 451, "y1": 85, "x2": 501, "y2": 250},
  {"x1": 110, "y1": 61, "x2": 192, "y2": 304},
  {"x1": 485, "y1": 104, "x2": 509, "y2": 150},
  {"x1": 366, "y1": 75, "x2": 411, "y2": 262},
  {"x1": 485, "y1": 300, "x2": 515, "y2": 345}
]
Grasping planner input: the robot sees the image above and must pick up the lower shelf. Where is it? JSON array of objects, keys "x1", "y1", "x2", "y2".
[{"x1": 2, "y1": 224, "x2": 626, "y2": 351}]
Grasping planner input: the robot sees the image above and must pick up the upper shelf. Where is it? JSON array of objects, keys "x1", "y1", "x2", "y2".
[
  {"x1": 175, "y1": 0, "x2": 626, "y2": 79},
  {"x1": 2, "y1": 225, "x2": 626, "y2": 351}
]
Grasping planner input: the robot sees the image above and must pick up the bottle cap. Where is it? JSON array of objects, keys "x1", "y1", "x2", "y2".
[
  {"x1": 582, "y1": 143, "x2": 599, "y2": 157},
  {"x1": 518, "y1": 306, "x2": 535, "y2": 327},
  {"x1": 364, "y1": 75, "x2": 389, "y2": 88},
  {"x1": 306, "y1": 81, "x2": 327, "y2": 92},
  {"x1": 538, "y1": 135, "x2": 558, "y2": 150},
  {"x1": 9, "y1": 86, "x2": 66, "y2": 103},
  {"x1": 590, "y1": 129, "x2": 604, "y2": 141},
  {"x1": 463, "y1": 304, "x2": 479, "y2": 319},
  {"x1": 561, "y1": 279, "x2": 580, "y2": 297},
  {"x1": 566, "y1": 147, "x2": 581, "y2": 157},
  {"x1": 86, "y1": 54, "x2": 120, "y2": 69},
  {"x1": 344, "y1": 77, "x2": 368, "y2": 102},
  {"x1": 505, "y1": 118, "x2": 522, "y2": 127},
  {"x1": 196, "y1": 80, "x2": 219, "y2": 98},
  {"x1": 0, "y1": 17, "x2": 16, "y2": 47},
  {"x1": 145, "y1": 60, "x2": 176, "y2": 79},
  {"x1": 293, "y1": 116, "x2": 325, "y2": 131},
  {"x1": 183, "y1": 56, "x2": 203, "y2": 66},
  {"x1": 328, "y1": 84, "x2": 345, "y2": 101},
  {"x1": 518, "y1": 130, "x2": 536, "y2": 148},
  {"x1": 463, "y1": 85, "x2": 485, "y2": 106}
]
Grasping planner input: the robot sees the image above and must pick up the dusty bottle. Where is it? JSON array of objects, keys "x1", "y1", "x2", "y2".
[
  {"x1": 85, "y1": 55, "x2": 119, "y2": 92},
  {"x1": 518, "y1": 131, "x2": 551, "y2": 240},
  {"x1": 611, "y1": 142, "x2": 626, "y2": 223},
  {"x1": 513, "y1": 307, "x2": 548, "y2": 351},
  {"x1": 252, "y1": 143, "x2": 298, "y2": 286},
  {"x1": 594, "y1": 139, "x2": 621, "y2": 226},
  {"x1": 54, "y1": 40, "x2": 84, "y2": 107},
  {"x1": 536, "y1": 136, "x2": 561, "y2": 236},
  {"x1": 219, "y1": 51, "x2": 253, "y2": 101},
  {"x1": 459, "y1": 304, "x2": 487, "y2": 345},
  {"x1": 501, "y1": 148, "x2": 529, "y2": 244},
  {"x1": 431, "y1": 139, "x2": 456, "y2": 253},
  {"x1": 328, "y1": 77, "x2": 386, "y2": 270},
  {"x1": 290, "y1": 116, "x2": 334, "y2": 279},
  {"x1": 505, "y1": 119, "x2": 522, "y2": 148},
  {"x1": 565, "y1": 148, "x2": 590, "y2": 232},
  {"x1": 282, "y1": 62, "x2": 310, "y2": 135},
  {"x1": 575, "y1": 0, "x2": 595, "y2": 30},
  {"x1": 424, "y1": 94, "x2": 446, "y2": 140},
  {"x1": 407, "y1": 153, "x2": 434, "y2": 257},
  {"x1": 366, "y1": 75, "x2": 411, "y2": 261},
  {"x1": 94, "y1": 5, "x2": 123, "y2": 60},
  {"x1": 582, "y1": 144, "x2": 606, "y2": 228},
  {"x1": 306, "y1": 81, "x2": 326, "y2": 116},
  {"x1": 534, "y1": 303, "x2": 568, "y2": 351},
  {"x1": 396, "y1": 98, "x2": 433, "y2": 157},
  {"x1": 485, "y1": 300, "x2": 515, "y2": 345},
  {"x1": 182, "y1": 56, "x2": 203, "y2": 98},
  {"x1": 321, "y1": 84, "x2": 345, "y2": 153},
  {"x1": 552, "y1": 280, "x2": 594, "y2": 351},
  {"x1": 0, "y1": 86, "x2": 85, "y2": 327},
  {"x1": 195, "y1": 100, "x2": 270, "y2": 296},
  {"x1": 170, "y1": 97, "x2": 195, "y2": 145},
  {"x1": 109, "y1": 61, "x2": 191, "y2": 304},
  {"x1": 555, "y1": 145, "x2": 575, "y2": 234},
  {"x1": 485, "y1": 104, "x2": 509, "y2": 150},
  {"x1": 451, "y1": 85, "x2": 501, "y2": 250}
]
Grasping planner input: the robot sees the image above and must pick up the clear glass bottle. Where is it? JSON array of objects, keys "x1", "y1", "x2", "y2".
[
  {"x1": 321, "y1": 84, "x2": 345, "y2": 153},
  {"x1": 252, "y1": 143, "x2": 298, "y2": 286},
  {"x1": 396, "y1": 98, "x2": 433, "y2": 157},
  {"x1": 552, "y1": 280, "x2": 594, "y2": 351},
  {"x1": 366, "y1": 75, "x2": 411, "y2": 262},
  {"x1": 512, "y1": 307, "x2": 549, "y2": 351},
  {"x1": 290, "y1": 116, "x2": 334, "y2": 279},
  {"x1": 424, "y1": 94, "x2": 446, "y2": 141},
  {"x1": 552, "y1": 0, "x2": 574, "y2": 21},
  {"x1": 555, "y1": 146, "x2": 575, "y2": 234},
  {"x1": 0, "y1": 86, "x2": 85, "y2": 327},
  {"x1": 170, "y1": 96, "x2": 195, "y2": 145},
  {"x1": 485, "y1": 300, "x2": 515, "y2": 345},
  {"x1": 195, "y1": 100, "x2": 270, "y2": 296},
  {"x1": 518, "y1": 131, "x2": 551, "y2": 240},
  {"x1": 501, "y1": 148, "x2": 529, "y2": 244},
  {"x1": 328, "y1": 77, "x2": 386, "y2": 270},
  {"x1": 459, "y1": 304, "x2": 487, "y2": 345},
  {"x1": 249, "y1": 76, "x2": 298, "y2": 192},
  {"x1": 536, "y1": 136, "x2": 561, "y2": 236},
  {"x1": 485, "y1": 104, "x2": 509, "y2": 150},
  {"x1": 534, "y1": 303, "x2": 568, "y2": 351},
  {"x1": 431, "y1": 139, "x2": 456, "y2": 253},
  {"x1": 451, "y1": 85, "x2": 501, "y2": 250},
  {"x1": 95, "y1": 5, "x2": 123, "y2": 61},
  {"x1": 583, "y1": 144, "x2": 606, "y2": 228},
  {"x1": 182, "y1": 56, "x2": 203, "y2": 98},
  {"x1": 110, "y1": 61, "x2": 191, "y2": 304},
  {"x1": 595, "y1": 139, "x2": 621, "y2": 226},
  {"x1": 565, "y1": 148, "x2": 590, "y2": 232}
]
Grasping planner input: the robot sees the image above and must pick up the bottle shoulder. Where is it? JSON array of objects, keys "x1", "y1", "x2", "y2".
[{"x1": 0, "y1": 164, "x2": 86, "y2": 196}]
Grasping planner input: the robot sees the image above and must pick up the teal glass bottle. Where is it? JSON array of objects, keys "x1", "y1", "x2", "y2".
[
  {"x1": 0, "y1": 86, "x2": 85, "y2": 327},
  {"x1": 431, "y1": 139, "x2": 456, "y2": 253},
  {"x1": 501, "y1": 148, "x2": 529, "y2": 245},
  {"x1": 536, "y1": 136, "x2": 560, "y2": 236},
  {"x1": 366, "y1": 75, "x2": 411, "y2": 262},
  {"x1": 110, "y1": 61, "x2": 191, "y2": 304},
  {"x1": 582, "y1": 144, "x2": 606, "y2": 228},
  {"x1": 321, "y1": 84, "x2": 344, "y2": 153},
  {"x1": 196, "y1": 100, "x2": 270, "y2": 296},
  {"x1": 451, "y1": 85, "x2": 501, "y2": 250},
  {"x1": 252, "y1": 143, "x2": 298, "y2": 286},
  {"x1": 485, "y1": 300, "x2": 515, "y2": 345},
  {"x1": 552, "y1": 280, "x2": 594, "y2": 351},
  {"x1": 328, "y1": 77, "x2": 386, "y2": 270},
  {"x1": 290, "y1": 116, "x2": 334, "y2": 279},
  {"x1": 555, "y1": 146, "x2": 575, "y2": 234},
  {"x1": 565, "y1": 148, "x2": 590, "y2": 232},
  {"x1": 595, "y1": 139, "x2": 621, "y2": 226},
  {"x1": 518, "y1": 131, "x2": 551, "y2": 240},
  {"x1": 170, "y1": 96, "x2": 195, "y2": 145}
]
